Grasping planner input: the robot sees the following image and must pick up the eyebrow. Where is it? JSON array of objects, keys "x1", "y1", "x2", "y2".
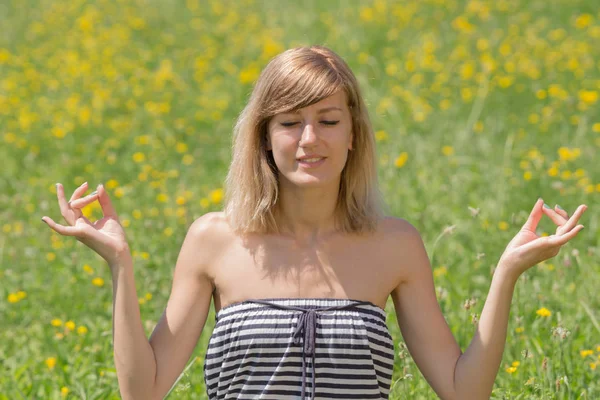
[{"x1": 282, "y1": 106, "x2": 343, "y2": 115}]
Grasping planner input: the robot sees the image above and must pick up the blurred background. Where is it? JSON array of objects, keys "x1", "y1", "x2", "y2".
[{"x1": 1, "y1": 0, "x2": 598, "y2": 398}]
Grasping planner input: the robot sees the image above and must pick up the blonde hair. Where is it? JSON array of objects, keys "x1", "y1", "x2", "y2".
[{"x1": 223, "y1": 45, "x2": 388, "y2": 235}]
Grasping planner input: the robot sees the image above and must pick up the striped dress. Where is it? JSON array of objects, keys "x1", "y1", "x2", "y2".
[{"x1": 203, "y1": 298, "x2": 395, "y2": 399}]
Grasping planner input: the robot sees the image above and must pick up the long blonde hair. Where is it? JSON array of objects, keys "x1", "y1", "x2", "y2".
[{"x1": 223, "y1": 45, "x2": 388, "y2": 235}]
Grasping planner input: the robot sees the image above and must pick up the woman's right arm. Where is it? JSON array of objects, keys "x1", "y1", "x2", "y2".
[{"x1": 113, "y1": 214, "x2": 217, "y2": 400}]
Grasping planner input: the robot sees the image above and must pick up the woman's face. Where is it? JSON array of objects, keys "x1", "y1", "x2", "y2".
[{"x1": 266, "y1": 91, "x2": 353, "y2": 188}]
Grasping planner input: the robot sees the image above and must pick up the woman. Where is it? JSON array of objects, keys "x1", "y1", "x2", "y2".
[{"x1": 42, "y1": 46, "x2": 587, "y2": 400}]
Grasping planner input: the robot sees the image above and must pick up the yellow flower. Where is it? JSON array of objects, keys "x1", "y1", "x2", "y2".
[
  {"x1": 92, "y1": 277, "x2": 104, "y2": 287},
  {"x1": 523, "y1": 171, "x2": 532, "y2": 181},
  {"x1": 61, "y1": 387, "x2": 69, "y2": 397},
  {"x1": 593, "y1": 123, "x2": 600, "y2": 132},
  {"x1": 163, "y1": 227, "x2": 173, "y2": 237},
  {"x1": 65, "y1": 321, "x2": 75, "y2": 331},
  {"x1": 7, "y1": 293, "x2": 19, "y2": 303},
  {"x1": 442, "y1": 146, "x2": 454, "y2": 156},
  {"x1": 515, "y1": 327, "x2": 524, "y2": 333},
  {"x1": 579, "y1": 90, "x2": 598, "y2": 104},
  {"x1": 132, "y1": 152, "x2": 146, "y2": 163},
  {"x1": 77, "y1": 326, "x2": 88, "y2": 335},
  {"x1": 580, "y1": 349, "x2": 594, "y2": 358},
  {"x1": 505, "y1": 366, "x2": 517, "y2": 373},
  {"x1": 156, "y1": 193, "x2": 169, "y2": 203},
  {"x1": 45, "y1": 357, "x2": 57, "y2": 370},
  {"x1": 591, "y1": 362, "x2": 597, "y2": 370},
  {"x1": 498, "y1": 221, "x2": 509, "y2": 231},
  {"x1": 536, "y1": 307, "x2": 552, "y2": 317},
  {"x1": 51, "y1": 318, "x2": 63, "y2": 327},
  {"x1": 210, "y1": 188, "x2": 224, "y2": 204},
  {"x1": 394, "y1": 152, "x2": 408, "y2": 168},
  {"x1": 575, "y1": 14, "x2": 593, "y2": 29},
  {"x1": 433, "y1": 266, "x2": 447, "y2": 278},
  {"x1": 200, "y1": 198, "x2": 210, "y2": 208},
  {"x1": 375, "y1": 130, "x2": 388, "y2": 142},
  {"x1": 83, "y1": 264, "x2": 94, "y2": 274},
  {"x1": 512, "y1": 361, "x2": 520, "y2": 367},
  {"x1": 46, "y1": 252, "x2": 56, "y2": 262}
]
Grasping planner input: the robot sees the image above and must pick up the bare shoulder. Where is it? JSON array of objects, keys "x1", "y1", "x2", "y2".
[
  {"x1": 378, "y1": 216, "x2": 425, "y2": 286},
  {"x1": 186, "y1": 211, "x2": 235, "y2": 278}
]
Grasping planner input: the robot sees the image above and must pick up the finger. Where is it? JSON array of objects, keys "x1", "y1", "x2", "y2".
[
  {"x1": 96, "y1": 184, "x2": 118, "y2": 219},
  {"x1": 557, "y1": 204, "x2": 587, "y2": 235},
  {"x1": 69, "y1": 181, "x2": 89, "y2": 203},
  {"x1": 549, "y1": 224, "x2": 584, "y2": 246},
  {"x1": 522, "y1": 198, "x2": 544, "y2": 232},
  {"x1": 542, "y1": 203, "x2": 568, "y2": 226},
  {"x1": 42, "y1": 216, "x2": 84, "y2": 237},
  {"x1": 554, "y1": 204, "x2": 569, "y2": 220},
  {"x1": 70, "y1": 192, "x2": 99, "y2": 209},
  {"x1": 56, "y1": 183, "x2": 74, "y2": 224}
]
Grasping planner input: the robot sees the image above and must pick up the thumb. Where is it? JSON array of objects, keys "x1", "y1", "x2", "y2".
[{"x1": 97, "y1": 184, "x2": 118, "y2": 219}]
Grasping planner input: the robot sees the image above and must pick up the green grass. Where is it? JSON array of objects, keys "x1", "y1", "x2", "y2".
[{"x1": 1, "y1": 0, "x2": 599, "y2": 398}]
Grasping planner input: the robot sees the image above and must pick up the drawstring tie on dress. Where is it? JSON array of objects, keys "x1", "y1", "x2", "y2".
[{"x1": 248, "y1": 299, "x2": 365, "y2": 400}]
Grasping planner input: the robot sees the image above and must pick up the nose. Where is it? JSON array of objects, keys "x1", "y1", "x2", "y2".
[{"x1": 299, "y1": 123, "x2": 318, "y2": 147}]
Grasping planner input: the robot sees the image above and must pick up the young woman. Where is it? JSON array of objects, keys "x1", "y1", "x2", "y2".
[{"x1": 42, "y1": 46, "x2": 587, "y2": 400}]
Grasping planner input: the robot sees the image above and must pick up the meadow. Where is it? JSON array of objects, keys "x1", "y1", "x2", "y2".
[{"x1": 1, "y1": 0, "x2": 599, "y2": 398}]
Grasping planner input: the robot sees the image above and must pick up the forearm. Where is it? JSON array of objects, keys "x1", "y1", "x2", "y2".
[
  {"x1": 453, "y1": 268, "x2": 518, "y2": 399},
  {"x1": 110, "y1": 252, "x2": 158, "y2": 400}
]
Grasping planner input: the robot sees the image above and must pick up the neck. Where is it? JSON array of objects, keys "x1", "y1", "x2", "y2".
[{"x1": 274, "y1": 179, "x2": 341, "y2": 246}]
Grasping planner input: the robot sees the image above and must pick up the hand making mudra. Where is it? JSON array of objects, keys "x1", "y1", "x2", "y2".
[{"x1": 41, "y1": 46, "x2": 588, "y2": 400}]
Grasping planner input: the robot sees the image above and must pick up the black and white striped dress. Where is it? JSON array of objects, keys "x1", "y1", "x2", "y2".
[{"x1": 203, "y1": 298, "x2": 395, "y2": 399}]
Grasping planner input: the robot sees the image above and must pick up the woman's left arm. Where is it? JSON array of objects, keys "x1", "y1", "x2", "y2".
[
  {"x1": 454, "y1": 198, "x2": 586, "y2": 399},
  {"x1": 390, "y1": 199, "x2": 586, "y2": 400}
]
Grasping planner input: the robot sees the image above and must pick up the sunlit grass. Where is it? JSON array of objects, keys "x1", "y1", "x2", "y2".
[{"x1": 1, "y1": 0, "x2": 598, "y2": 398}]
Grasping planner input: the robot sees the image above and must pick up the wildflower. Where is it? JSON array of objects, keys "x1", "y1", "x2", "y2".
[
  {"x1": 580, "y1": 349, "x2": 594, "y2": 358},
  {"x1": 505, "y1": 366, "x2": 517, "y2": 373},
  {"x1": 209, "y1": 188, "x2": 224, "y2": 204},
  {"x1": 579, "y1": 90, "x2": 598, "y2": 104},
  {"x1": 498, "y1": 221, "x2": 509, "y2": 231},
  {"x1": 441, "y1": 146, "x2": 454, "y2": 156},
  {"x1": 83, "y1": 264, "x2": 94, "y2": 274},
  {"x1": 132, "y1": 152, "x2": 146, "y2": 163},
  {"x1": 65, "y1": 321, "x2": 75, "y2": 331},
  {"x1": 434, "y1": 266, "x2": 447, "y2": 278},
  {"x1": 536, "y1": 307, "x2": 552, "y2": 317},
  {"x1": 163, "y1": 227, "x2": 173, "y2": 237},
  {"x1": 515, "y1": 327, "x2": 524, "y2": 333},
  {"x1": 394, "y1": 152, "x2": 408, "y2": 168},
  {"x1": 92, "y1": 277, "x2": 104, "y2": 287},
  {"x1": 45, "y1": 357, "x2": 57, "y2": 370},
  {"x1": 7, "y1": 293, "x2": 19, "y2": 303},
  {"x1": 51, "y1": 319, "x2": 63, "y2": 327},
  {"x1": 200, "y1": 198, "x2": 210, "y2": 208},
  {"x1": 77, "y1": 326, "x2": 88, "y2": 335},
  {"x1": 61, "y1": 387, "x2": 69, "y2": 397},
  {"x1": 46, "y1": 252, "x2": 56, "y2": 262},
  {"x1": 375, "y1": 130, "x2": 388, "y2": 142}
]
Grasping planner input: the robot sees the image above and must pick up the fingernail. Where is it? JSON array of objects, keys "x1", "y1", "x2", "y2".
[
  {"x1": 556, "y1": 204, "x2": 564, "y2": 211},
  {"x1": 41, "y1": 217, "x2": 47, "y2": 224},
  {"x1": 543, "y1": 203, "x2": 551, "y2": 209},
  {"x1": 91, "y1": 190, "x2": 98, "y2": 196}
]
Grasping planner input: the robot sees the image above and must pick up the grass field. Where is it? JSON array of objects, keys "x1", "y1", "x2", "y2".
[{"x1": 1, "y1": 0, "x2": 599, "y2": 398}]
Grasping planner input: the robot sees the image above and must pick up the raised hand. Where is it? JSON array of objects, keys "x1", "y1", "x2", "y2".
[
  {"x1": 42, "y1": 182, "x2": 130, "y2": 267},
  {"x1": 496, "y1": 198, "x2": 587, "y2": 281}
]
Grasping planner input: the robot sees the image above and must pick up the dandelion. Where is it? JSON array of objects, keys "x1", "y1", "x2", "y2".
[
  {"x1": 92, "y1": 277, "x2": 104, "y2": 287},
  {"x1": 61, "y1": 387, "x2": 69, "y2": 397},
  {"x1": 580, "y1": 349, "x2": 594, "y2": 358},
  {"x1": 7, "y1": 293, "x2": 19, "y2": 303},
  {"x1": 45, "y1": 357, "x2": 57, "y2": 370},
  {"x1": 579, "y1": 90, "x2": 598, "y2": 104},
  {"x1": 536, "y1": 307, "x2": 552, "y2": 317},
  {"x1": 375, "y1": 130, "x2": 388, "y2": 142},
  {"x1": 441, "y1": 146, "x2": 454, "y2": 156},
  {"x1": 505, "y1": 366, "x2": 517, "y2": 373},
  {"x1": 51, "y1": 318, "x2": 63, "y2": 327},
  {"x1": 46, "y1": 252, "x2": 56, "y2": 262},
  {"x1": 209, "y1": 188, "x2": 224, "y2": 204},
  {"x1": 515, "y1": 327, "x2": 524, "y2": 333},
  {"x1": 163, "y1": 227, "x2": 174, "y2": 237},
  {"x1": 394, "y1": 152, "x2": 408, "y2": 168},
  {"x1": 83, "y1": 264, "x2": 94, "y2": 274},
  {"x1": 433, "y1": 266, "x2": 447, "y2": 278},
  {"x1": 498, "y1": 221, "x2": 509, "y2": 231},
  {"x1": 77, "y1": 326, "x2": 88, "y2": 335}
]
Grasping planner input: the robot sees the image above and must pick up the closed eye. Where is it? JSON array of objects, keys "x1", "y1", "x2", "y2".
[{"x1": 280, "y1": 121, "x2": 340, "y2": 127}]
